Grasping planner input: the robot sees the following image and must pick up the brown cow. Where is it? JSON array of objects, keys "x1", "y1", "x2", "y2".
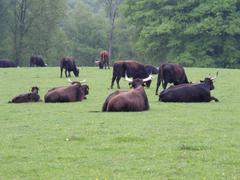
[
  {"x1": 111, "y1": 60, "x2": 152, "y2": 89},
  {"x1": 155, "y1": 63, "x2": 189, "y2": 95},
  {"x1": 60, "y1": 57, "x2": 79, "y2": 78},
  {"x1": 95, "y1": 50, "x2": 110, "y2": 69},
  {"x1": 102, "y1": 74, "x2": 152, "y2": 112},
  {"x1": 30, "y1": 55, "x2": 46, "y2": 67},
  {"x1": 44, "y1": 79, "x2": 88, "y2": 103},
  {"x1": 8, "y1": 87, "x2": 40, "y2": 103}
]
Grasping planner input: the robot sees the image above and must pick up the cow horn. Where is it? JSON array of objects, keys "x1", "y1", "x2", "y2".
[
  {"x1": 125, "y1": 73, "x2": 133, "y2": 83},
  {"x1": 67, "y1": 78, "x2": 73, "y2": 83},
  {"x1": 142, "y1": 74, "x2": 153, "y2": 82},
  {"x1": 80, "y1": 79, "x2": 86, "y2": 83},
  {"x1": 211, "y1": 71, "x2": 219, "y2": 80},
  {"x1": 95, "y1": 60, "x2": 100, "y2": 64}
]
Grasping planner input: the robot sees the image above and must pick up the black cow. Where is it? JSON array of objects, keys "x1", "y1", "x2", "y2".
[
  {"x1": 145, "y1": 64, "x2": 158, "y2": 75},
  {"x1": 102, "y1": 74, "x2": 151, "y2": 112},
  {"x1": 44, "y1": 79, "x2": 88, "y2": 103},
  {"x1": 8, "y1": 87, "x2": 40, "y2": 103},
  {"x1": 0, "y1": 60, "x2": 17, "y2": 68},
  {"x1": 156, "y1": 63, "x2": 189, "y2": 95},
  {"x1": 159, "y1": 74, "x2": 219, "y2": 102},
  {"x1": 111, "y1": 60, "x2": 152, "y2": 89},
  {"x1": 30, "y1": 55, "x2": 46, "y2": 67},
  {"x1": 60, "y1": 57, "x2": 79, "y2": 78}
]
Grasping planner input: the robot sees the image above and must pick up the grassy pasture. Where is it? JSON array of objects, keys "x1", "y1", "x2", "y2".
[{"x1": 0, "y1": 67, "x2": 239, "y2": 179}]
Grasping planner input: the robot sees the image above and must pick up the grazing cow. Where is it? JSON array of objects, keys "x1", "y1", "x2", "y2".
[
  {"x1": 44, "y1": 79, "x2": 88, "y2": 103},
  {"x1": 159, "y1": 74, "x2": 219, "y2": 102},
  {"x1": 102, "y1": 74, "x2": 151, "y2": 112},
  {"x1": 30, "y1": 55, "x2": 47, "y2": 67},
  {"x1": 111, "y1": 60, "x2": 152, "y2": 89},
  {"x1": 0, "y1": 60, "x2": 17, "y2": 68},
  {"x1": 95, "y1": 50, "x2": 110, "y2": 69},
  {"x1": 60, "y1": 57, "x2": 79, "y2": 78},
  {"x1": 145, "y1": 64, "x2": 158, "y2": 75},
  {"x1": 155, "y1": 63, "x2": 189, "y2": 95},
  {"x1": 8, "y1": 87, "x2": 40, "y2": 103}
]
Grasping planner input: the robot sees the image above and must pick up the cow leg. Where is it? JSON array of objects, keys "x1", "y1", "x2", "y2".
[
  {"x1": 162, "y1": 82, "x2": 168, "y2": 90},
  {"x1": 60, "y1": 68, "x2": 63, "y2": 78},
  {"x1": 65, "y1": 69, "x2": 68, "y2": 77},
  {"x1": 116, "y1": 77, "x2": 121, "y2": 89},
  {"x1": 155, "y1": 78, "x2": 161, "y2": 95},
  {"x1": 111, "y1": 76, "x2": 116, "y2": 89},
  {"x1": 211, "y1": 96, "x2": 219, "y2": 102},
  {"x1": 68, "y1": 71, "x2": 71, "y2": 77}
]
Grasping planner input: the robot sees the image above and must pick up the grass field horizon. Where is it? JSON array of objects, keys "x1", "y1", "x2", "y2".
[{"x1": 0, "y1": 67, "x2": 239, "y2": 179}]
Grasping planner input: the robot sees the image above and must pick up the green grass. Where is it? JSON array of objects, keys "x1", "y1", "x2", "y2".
[{"x1": 0, "y1": 67, "x2": 239, "y2": 179}]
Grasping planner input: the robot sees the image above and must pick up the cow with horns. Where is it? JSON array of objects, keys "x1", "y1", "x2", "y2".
[
  {"x1": 111, "y1": 60, "x2": 152, "y2": 89},
  {"x1": 159, "y1": 73, "x2": 219, "y2": 102},
  {"x1": 8, "y1": 87, "x2": 41, "y2": 103},
  {"x1": 95, "y1": 50, "x2": 110, "y2": 69},
  {"x1": 60, "y1": 57, "x2": 79, "y2": 78},
  {"x1": 155, "y1": 63, "x2": 189, "y2": 95},
  {"x1": 102, "y1": 73, "x2": 152, "y2": 112},
  {"x1": 29, "y1": 55, "x2": 47, "y2": 67},
  {"x1": 44, "y1": 79, "x2": 89, "y2": 103}
]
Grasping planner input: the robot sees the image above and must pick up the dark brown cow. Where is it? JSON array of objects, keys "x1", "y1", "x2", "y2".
[
  {"x1": 155, "y1": 63, "x2": 189, "y2": 95},
  {"x1": 159, "y1": 74, "x2": 219, "y2": 102},
  {"x1": 30, "y1": 55, "x2": 46, "y2": 67},
  {"x1": 111, "y1": 60, "x2": 152, "y2": 89},
  {"x1": 8, "y1": 87, "x2": 40, "y2": 103},
  {"x1": 44, "y1": 79, "x2": 88, "y2": 103},
  {"x1": 102, "y1": 74, "x2": 151, "y2": 112},
  {"x1": 95, "y1": 50, "x2": 110, "y2": 69},
  {"x1": 0, "y1": 60, "x2": 17, "y2": 68},
  {"x1": 60, "y1": 57, "x2": 79, "y2": 78}
]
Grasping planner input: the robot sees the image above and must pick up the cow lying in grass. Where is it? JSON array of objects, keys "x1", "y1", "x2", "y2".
[
  {"x1": 102, "y1": 74, "x2": 152, "y2": 112},
  {"x1": 8, "y1": 87, "x2": 40, "y2": 103},
  {"x1": 44, "y1": 79, "x2": 89, "y2": 103},
  {"x1": 159, "y1": 73, "x2": 219, "y2": 102}
]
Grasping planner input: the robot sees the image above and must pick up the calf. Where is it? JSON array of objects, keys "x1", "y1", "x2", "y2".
[{"x1": 8, "y1": 87, "x2": 40, "y2": 103}]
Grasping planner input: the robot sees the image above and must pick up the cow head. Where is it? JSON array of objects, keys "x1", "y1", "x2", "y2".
[
  {"x1": 125, "y1": 73, "x2": 153, "y2": 88},
  {"x1": 81, "y1": 85, "x2": 89, "y2": 96},
  {"x1": 73, "y1": 68, "x2": 79, "y2": 77},
  {"x1": 200, "y1": 72, "x2": 218, "y2": 90},
  {"x1": 31, "y1": 86, "x2": 39, "y2": 94}
]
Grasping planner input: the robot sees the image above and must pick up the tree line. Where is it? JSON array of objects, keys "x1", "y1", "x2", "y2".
[{"x1": 0, "y1": 0, "x2": 239, "y2": 68}]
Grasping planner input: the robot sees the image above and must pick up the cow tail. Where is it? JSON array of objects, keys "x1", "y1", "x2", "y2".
[{"x1": 156, "y1": 65, "x2": 163, "y2": 95}]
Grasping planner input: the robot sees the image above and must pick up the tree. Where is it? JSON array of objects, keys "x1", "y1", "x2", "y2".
[
  {"x1": 103, "y1": 0, "x2": 123, "y2": 63},
  {"x1": 122, "y1": 0, "x2": 240, "y2": 68}
]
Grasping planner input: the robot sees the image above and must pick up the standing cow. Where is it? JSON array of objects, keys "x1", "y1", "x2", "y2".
[
  {"x1": 102, "y1": 74, "x2": 151, "y2": 112},
  {"x1": 44, "y1": 79, "x2": 88, "y2": 103},
  {"x1": 29, "y1": 55, "x2": 47, "y2": 67},
  {"x1": 95, "y1": 50, "x2": 110, "y2": 69},
  {"x1": 111, "y1": 60, "x2": 152, "y2": 89},
  {"x1": 0, "y1": 60, "x2": 17, "y2": 68},
  {"x1": 155, "y1": 63, "x2": 189, "y2": 95},
  {"x1": 8, "y1": 87, "x2": 40, "y2": 103},
  {"x1": 60, "y1": 57, "x2": 79, "y2": 78},
  {"x1": 159, "y1": 74, "x2": 219, "y2": 102}
]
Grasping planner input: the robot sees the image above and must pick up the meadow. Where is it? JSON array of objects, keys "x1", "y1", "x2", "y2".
[{"x1": 0, "y1": 67, "x2": 239, "y2": 179}]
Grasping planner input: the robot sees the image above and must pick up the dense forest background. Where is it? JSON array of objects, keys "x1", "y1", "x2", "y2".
[{"x1": 0, "y1": 0, "x2": 240, "y2": 68}]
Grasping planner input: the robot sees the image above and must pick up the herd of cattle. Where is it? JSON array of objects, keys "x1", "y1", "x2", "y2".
[{"x1": 1, "y1": 51, "x2": 219, "y2": 111}]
